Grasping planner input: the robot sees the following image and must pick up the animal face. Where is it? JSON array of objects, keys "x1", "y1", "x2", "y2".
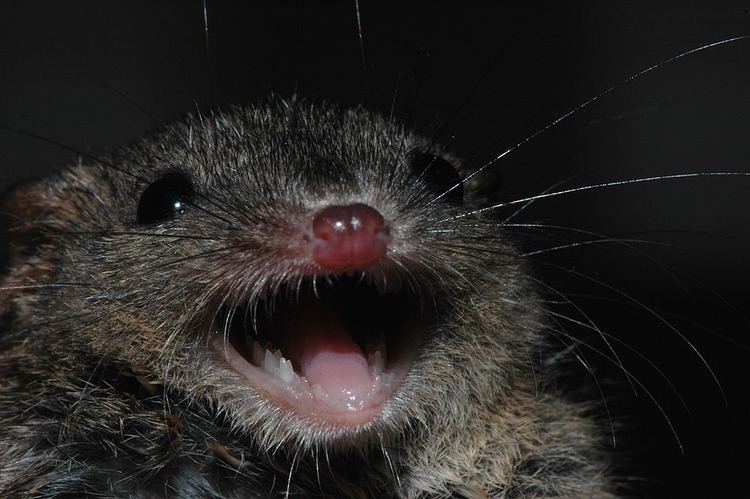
[{"x1": 1, "y1": 4, "x2": 750, "y2": 497}]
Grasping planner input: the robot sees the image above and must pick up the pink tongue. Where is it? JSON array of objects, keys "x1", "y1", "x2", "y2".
[{"x1": 289, "y1": 308, "x2": 373, "y2": 407}]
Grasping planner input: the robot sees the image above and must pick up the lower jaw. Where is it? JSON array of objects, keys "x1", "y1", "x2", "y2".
[{"x1": 218, "y1": 338, "x2": 409, "y2": 428}]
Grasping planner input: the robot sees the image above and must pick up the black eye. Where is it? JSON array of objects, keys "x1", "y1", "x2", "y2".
[
  {"x1": 136, "y1": 173, "x2": 194, "y2": 224},
  {"x1": 410, "y1": 153, "x2": 463, "y2": 203}
]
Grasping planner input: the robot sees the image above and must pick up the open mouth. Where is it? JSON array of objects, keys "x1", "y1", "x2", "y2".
[{"x1": 215, "y1": 273, "x2": 430, "y2": 427}]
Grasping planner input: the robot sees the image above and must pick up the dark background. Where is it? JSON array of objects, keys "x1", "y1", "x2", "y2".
[{"x1": 2, "y1": 2, "x2": 750, "y2": 496}]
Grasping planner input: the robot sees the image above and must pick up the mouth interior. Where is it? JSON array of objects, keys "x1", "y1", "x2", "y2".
[{"x1": 220, "y1": 274, "x2": 427, "y2": 416}]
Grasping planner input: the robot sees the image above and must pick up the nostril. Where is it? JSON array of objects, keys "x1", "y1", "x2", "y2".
[{"x1": 311, "y1": 203, "x2": 389, "y2": 271}]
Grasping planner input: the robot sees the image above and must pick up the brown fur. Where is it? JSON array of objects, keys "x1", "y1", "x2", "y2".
[{"x1": 0, "y1": 98, "x2": 614, "y2": 497}]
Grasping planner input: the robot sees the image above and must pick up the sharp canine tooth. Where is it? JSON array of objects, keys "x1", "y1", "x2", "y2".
[
  {"x1": 279, "y1": 357, "x2": 295, "y2": 383},
  {"x1": 273, "y1": 349, "x2": 282, "y2": 363},
  {"x1": 264, "y1": 349, "x2": 277, "y2": 375},
  {"x1": 252, "y1": 340, "x2": 264, "y2": 366}
]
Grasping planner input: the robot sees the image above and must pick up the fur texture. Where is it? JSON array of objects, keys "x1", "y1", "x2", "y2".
[{"x1": 0, "y1": 98, "x2": 613, "y2": 497}]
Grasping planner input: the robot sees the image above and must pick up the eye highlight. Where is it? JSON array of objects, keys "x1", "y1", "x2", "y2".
[
  {"x1": 136, "y1": 173, "x2": 194, "y2": 224},
  {"x1": 409, "y1": 153, "x2": 463, "y2": 203}
]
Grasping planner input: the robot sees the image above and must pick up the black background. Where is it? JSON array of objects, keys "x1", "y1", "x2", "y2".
[{"x1": 2, "y1": 2, "x2": 750, "y2": 497}]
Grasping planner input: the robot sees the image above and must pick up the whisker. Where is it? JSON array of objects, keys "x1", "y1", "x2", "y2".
[
  {"x1": 544, "y1": 307, "x2": 690, "y2": 415},
  {"x1": 502, "y1": 224, "x2": 669, "y2": 253},
  {"x1": 537, "y1": 259, "x2": 728, "y2": 406},
  {"x1": 530, "y1": 276, "x2": 636, "y2": 394},
  {"x1": 521, "y1": 237, "x2": 671, "y2": 257},
  {"x1": 284, "y1": 448, "x2": 300, "y2": 499},
  {"x1": 504, "y1": 223, "x2": 702, "y2": 298},
  {"x1": 0, "y1": 125, "x2": 151, "y2": 186},
  {"x1": 379, "y1": 432, "x2": 401, "y2": 489},
  {"x1": 498, "y1": 176, "x2": 576, "y2": 224},
  {"x1": 544, "y1": 322, "x2": 684, "y2": 453},
  {"x1": 431, "y1": 35, "x2": 750, "y2": 204},
  {"x1": 388, "y1": 70, "x2": 403, "y2": 123},
  {"x1": 202, "y1": 0, "x2": 216, "y2": 108},
  {"x1": 353, "y1": 0, "x2": 367, "y2": 72},
  {"x1": 553, "y1": 332, "x2": 617, "y2": 448},
  {"x1": 565, "y1": 291, "x2": 750, "y2": 356},
  {"x1": 444, "y1": 171, "x2": 750, "y2": 222},
  {"x1": 96, "y1": 79, "x2": 162, "y2": 127}
]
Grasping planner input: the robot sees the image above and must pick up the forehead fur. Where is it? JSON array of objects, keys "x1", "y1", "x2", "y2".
[{"x1": 110, "y1": 98, "x2": 429, "y2": 196}]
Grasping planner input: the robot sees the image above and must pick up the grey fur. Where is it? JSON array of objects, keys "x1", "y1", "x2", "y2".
[{"x1": 0, "y1": 98, "x2": 614, "y2": 498}]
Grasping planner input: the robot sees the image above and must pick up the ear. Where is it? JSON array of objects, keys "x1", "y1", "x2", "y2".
[
  {"x1": 1, "y1": 175, "x2": 74, "y2": 270},
  {"x1": 0, "y1": 178, "x2": 58, "y2": 318},
  {"x1": 2, "y1": 179, "x2": 50, "y2": 270},
  {"x1": 0, "y1": 168, "x2": 99, "y2": 318},
  {"x1": 2, "y1": 165, "x2": 106, "y2": 261}
]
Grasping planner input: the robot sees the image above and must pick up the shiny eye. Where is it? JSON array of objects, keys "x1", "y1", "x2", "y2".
[
  {"x1": 136, "y1": 173, "x2": 194, "y2": 224},
  {"x1": 410, "y1": 153, "x2": 463, "y2": 203}
]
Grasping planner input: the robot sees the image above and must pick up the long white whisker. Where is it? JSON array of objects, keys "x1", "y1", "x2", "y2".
[
  {"x1": 545, "y1": 307, "x2": 691, "y2": 415},
  {"x1": 545, "y1": 323, "x2": 684, "y2": 453},
  {"x1": 430, "y1": 35, "x2": 750, "y2": 205},
  {"x1": 531, "y1": 276, "x2": 636, "y2": 394},
  {"x1": 353, "y1": 0, "x2": 366, "y2": 71},
  {"x1": 500, "y1": 176, "x2": 575, "y2": 225},
  {"x1": 443, "y1": 172, "x2": 750, "y2": 222},
  {"x1": 521, "y1": 237, "x2": 671, "y2": 257},
  {"x1": 556, "y1": 334, "x2": 617, "y2": 448},
  {"x1": 540, "y1": 260, "x2": 728, "y2": 405}
]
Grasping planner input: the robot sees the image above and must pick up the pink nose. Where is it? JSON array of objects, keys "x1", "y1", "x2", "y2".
[{"x1": 311, "y1": 203, "x2": 389, "y2": 271}]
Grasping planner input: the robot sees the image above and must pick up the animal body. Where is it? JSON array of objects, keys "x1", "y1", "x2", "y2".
[
  {"x1": 0, "y1": 97, "x2": 613, "y2": 497},
  {"x1": 2, "y1": 3, "x2": 750, "y2": 498}
]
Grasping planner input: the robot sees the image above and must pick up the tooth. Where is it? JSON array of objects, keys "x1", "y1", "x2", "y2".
[
  {"x1": 272, "y1": 349, "x2": 283, "y2": 364},
  {"x1": 365, "y1": 330, "x2": 384, "y2": 355},
  {"x1": 264, "y1": 349, "x2": 278, "y2": 375},
  {"x1": 367, "y1": 334, "x2": 387, "y2": 358},
  {"x1": 288, "y1": 375, "x2": 314, "y2": 400},
  {"x1": 368, "y1": 350, "x2": 384, "y2": 375},
  {"x1": 252, "y1": 340, "x2": 265, "y2": 366},
  {"x1": 279, "y1": 357, "x2": 295, "y2": 383}
]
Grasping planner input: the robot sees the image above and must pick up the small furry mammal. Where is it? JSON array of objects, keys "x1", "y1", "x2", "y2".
[{"x1": 0, "y1": 98, "x2": 613, "y2": 497}]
